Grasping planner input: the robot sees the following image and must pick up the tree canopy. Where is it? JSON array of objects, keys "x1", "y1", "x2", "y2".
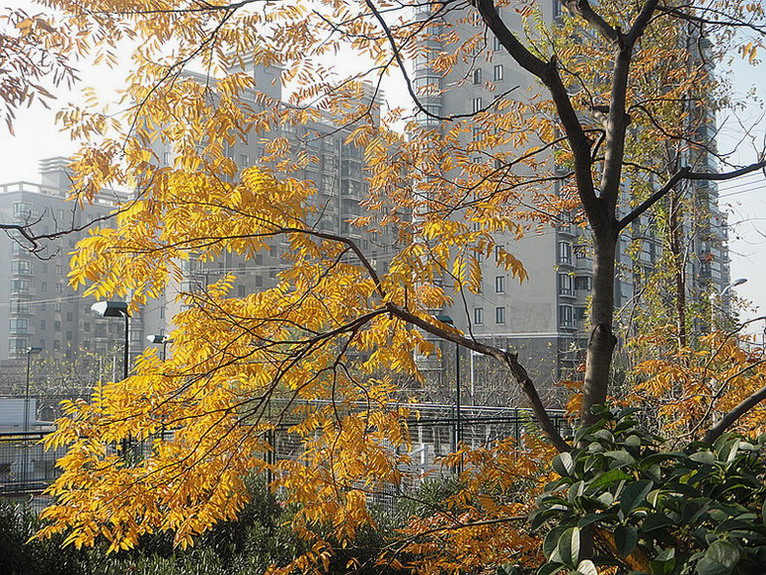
[{"x1": 17, "y1": 0, "x2": 766, "y2": 571}]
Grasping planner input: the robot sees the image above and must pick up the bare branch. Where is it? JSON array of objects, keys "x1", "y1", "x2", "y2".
[
  {"x1": 617, "y1": 160, "x2": 766, "y2": 232},
  {"x1": 704, "y1": 382, "x2": 766, "y2": 444},
  {"x1": 385, "y1": 302, "x2": 571, "y2": 452},
  {"x1": 560, "y1": 0, "x2": 619, "y2": 44}
]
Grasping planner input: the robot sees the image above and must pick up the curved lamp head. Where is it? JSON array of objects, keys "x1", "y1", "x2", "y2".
[
  {"x1": 91, "y1": 300, "x2": 129, "y2": 317},
  {"x1": 146, "y1": 334, "x2": 170, "y2": 344},
  {"x1": 435, "y1": 313, "x2": 454, "y2": 326}
]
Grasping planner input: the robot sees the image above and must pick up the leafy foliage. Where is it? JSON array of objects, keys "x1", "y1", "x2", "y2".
[
  {"x1": 533, "y1": 407, "x2": 766, "y2": 575},
  {"x1": 11, "y1": 0, "x2": 766, "y2": 572}
]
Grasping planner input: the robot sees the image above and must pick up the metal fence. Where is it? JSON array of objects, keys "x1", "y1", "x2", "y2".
[{"x1": 1, "y1": 403, "x2": 568, "y2": 512}]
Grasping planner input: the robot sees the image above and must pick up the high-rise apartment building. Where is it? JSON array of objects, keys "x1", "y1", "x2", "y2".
[
  {"x1": 149, "y1": 64, "x2": 397, "y2": 330},
  {"x1": 411, "y1": 4, "x2": 730, "y2": 396},
  {"x1": 0, "y1": 64, "x2": 395, "y2": 392},
  {"x1": 0, "y1": 159, "x2": 132, "y2": 384}
]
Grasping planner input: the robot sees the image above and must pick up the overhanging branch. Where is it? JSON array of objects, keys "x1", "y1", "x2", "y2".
[
  {"x1": 385, "y1": 302, "x2": 571, "y2": 452},
  {"x1": 704, "y1": 383, "x2": 766, "y2": 444},
  {"x1": 617, "y1": 160, "x2": 766, "y2": 233}
]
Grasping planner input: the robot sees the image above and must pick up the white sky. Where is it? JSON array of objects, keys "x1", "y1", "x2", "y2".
[{"x1": 1, "y1": 1, "x2": 764, "y2": 324}]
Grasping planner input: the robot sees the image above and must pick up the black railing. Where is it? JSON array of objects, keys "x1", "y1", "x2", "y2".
[{"x1": 1, "y1": 404, "x2": 569, "y2": 512}]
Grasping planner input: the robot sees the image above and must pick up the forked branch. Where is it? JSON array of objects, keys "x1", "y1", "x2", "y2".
[
  {"x1": 704, "y1": 384, "x2": 766, "y2": 444},
  {"x1": 617, "y1": 160, "x2": 766, "y2": 232}
]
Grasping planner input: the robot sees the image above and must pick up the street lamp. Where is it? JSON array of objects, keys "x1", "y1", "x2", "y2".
[
  {"x1": 436, "y1": 314, "x2": 461, "y2": 453},
  {"x1": 711, "y1": 278, "x2": 748, "y2": 329},
  {"x1": 92, "y1": 300, "x2": 132, "y2": 458},
  {"x1": 146, "y1": 334, "x2": 172, "y2": 361},
  {"x1": 721, "y1": 277, "x2": 748, "y2": 297},
  {"x1": 24, "y1": 347, "x2": 43, "y2": 433},
  {"x1": 24, "y1": 346, "x2": 42, "y2": 486},
  {"x1": 91, "y1": 300, "x2": 130, "y2": 379}
]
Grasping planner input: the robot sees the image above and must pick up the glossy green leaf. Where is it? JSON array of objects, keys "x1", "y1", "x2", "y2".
[
  {"x1": 576, "y1": 559, "x2": 598, "y2": 575},
  {"x1": 621, "y1": 480, "x2": 654, "y2": 516},
  {"x1": 705, "y1": 540, "x2": 740, "y2": 570},
  {"x1": 614, "y1": 524, "x2": 639, "y2": 557},
  {"x1": 557, "y1": 527, "x2": 580, "y2": 568},
  {"x1": 650, "y1": 548, "x2": 676, "y2": 575},
  {"x1": 553, "y1": 452, "x2": 575, "y2": 477}
]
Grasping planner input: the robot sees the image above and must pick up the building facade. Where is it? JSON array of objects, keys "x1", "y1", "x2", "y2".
[{"x1": 411, "y1": 3, "x2": 730, "y2": 399}]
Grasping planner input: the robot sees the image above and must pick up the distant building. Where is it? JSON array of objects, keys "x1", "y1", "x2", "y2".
[
  {"x1": 0, "y1": 158, "x2": 130, "y2": 389},
  {"x1": 410, "y1": 4, "x2": 730, "y2": 398},
  {"x1": 151, "y1": 64, "x2": 399, "y2": 333},
  {"x1": 0, "y1": 65, "x2": 398, "y2": 388}
]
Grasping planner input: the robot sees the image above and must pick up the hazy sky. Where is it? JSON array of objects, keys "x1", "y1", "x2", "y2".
[{"x1": 1, "y1": 2, "x2": 764, "y2": 324}]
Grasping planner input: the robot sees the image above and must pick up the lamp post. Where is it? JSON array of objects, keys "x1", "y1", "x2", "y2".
[
  {"x1": 146, "y1": 334, "x2": 172, "y2": 361},
  {"x1": 91, "y1": 300, "x2": 130, "y2": 379},
  {"x1": 24, "y1": 346, "x2": 42, "y2": 486},
  {"x1": 91, "y1": 300, "x2": 131, "y2": 459},
  {"x1": 436, "y1": 314, "x2": 461, "y2": 453},
  {"x1": 469, "y1": 350, "x2": 481, "y2": 406},
  {"x1": 711, "y1": 278, "x2": 748, "y2": 330}
]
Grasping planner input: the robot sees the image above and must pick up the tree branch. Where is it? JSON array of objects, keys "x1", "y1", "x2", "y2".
[
  {"x1": 561, "y1": 0, "x2": 619, "y2": 44},
  {"x1": 617, "y1": 160, "x2": 766, "y2": 232},
  {"x1": 474, "y1": 0, "x2": 601, "y2": 228},
  {"x1": 704, "y1": 383, "x2": 766, "y2": 444},
  {"x1": 385, "y1": 302, "x2": 571, "y2": 452}
]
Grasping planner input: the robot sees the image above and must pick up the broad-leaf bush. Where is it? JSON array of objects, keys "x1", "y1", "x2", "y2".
[{"x1": 532, "y1": 407, "x2": 766, "y2": 575}]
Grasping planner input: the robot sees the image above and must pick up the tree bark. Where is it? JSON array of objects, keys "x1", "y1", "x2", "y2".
[{"x1": 580, "y1": 227, "x2": 618, "y2": 425}]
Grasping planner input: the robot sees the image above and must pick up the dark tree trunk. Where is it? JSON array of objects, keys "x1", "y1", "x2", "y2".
[{"x1": 580, "y1": 226, "x2": 619, "y2": 425}]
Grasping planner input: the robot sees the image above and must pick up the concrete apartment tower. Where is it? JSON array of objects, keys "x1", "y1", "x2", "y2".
[
  {"x1": 149, "y1": 62, "x2": 398, "y2": 341},
  {"x1": 411, "y1": 3, "x2": 730, "y2": 403},
  {"x1": 0, "y1": 159, "x2": 131, "y2": 391}
]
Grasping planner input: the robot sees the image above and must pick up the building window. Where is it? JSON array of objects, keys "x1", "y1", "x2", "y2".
[
  {"x1": 495, "y1": 306, "x2": 506, "y2": 324},
  {"x1": 472, "y1": 97, "x2": 483, "y2": 114},
  {"x1": 472, "y1": 68, "x2": 482, "y2": 85},
  {"x1": 9, "y1": 338, "x2": 29, "y2": 354},
  {"x1": 54, "y1": 321, "x2": 62, "y2": 332},
  {"x1": 558, "y1": 273, "x2": 574, "y2": 296},
  {"x1": 9, "y1": 318, "x2": 29, "y2": 334},
  {"x1": 55, "y1": 283, "x2": 63, "y2": 294},
  {"x1": 11, "y1": 279, "x2": 31, "y2": 294},
  {"x1": 11, "y1": 260, "x2": 31, "y2": 274},
  {"x1": 557, "y1": 241, "x2": 572, "y2": 265},
  {"x1": 237, "y1": 285, "x2": 246, "y2": 297},
  {"x1": 13, "y1": 202, "x2": 32, "y2": 218},
  {"x1": 574, "y1": 244, "x2": 587, "y2": 259},
  {"x1": 495, "y1": 275, "x2": 505, "y2": 293},
  {"x1": 494, "y1": 64, "x2": 504, "y2": 82},
  {"x1": 40, "y1": 320, "x2": 46, "y2": 330},
  {"x1": 493, "y1": 35, "x2": 501, "y2": 51},
  {"x1": 559, "y1": 305, "x2": 575, "y2": 327},
  {"x1": 255, "y1": 275, "x2": 263, "y2": 287},
  {"x1": 474, "y1": 307, "x2": 484, "y2": 325},
  {"x1": 575, "y1": 276, "x2": 592, "y2": 291},
  {"x1": 575, "y1": 306, "x2": 587, "y2": 321},
  {"x1": 13, "y1": 300, "x2": 30, "y2": 314}
]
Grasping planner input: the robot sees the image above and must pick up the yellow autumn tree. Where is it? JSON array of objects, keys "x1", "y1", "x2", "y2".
[{"x1": 21, "y1": 0, "x2": 766, "y2": 571}]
